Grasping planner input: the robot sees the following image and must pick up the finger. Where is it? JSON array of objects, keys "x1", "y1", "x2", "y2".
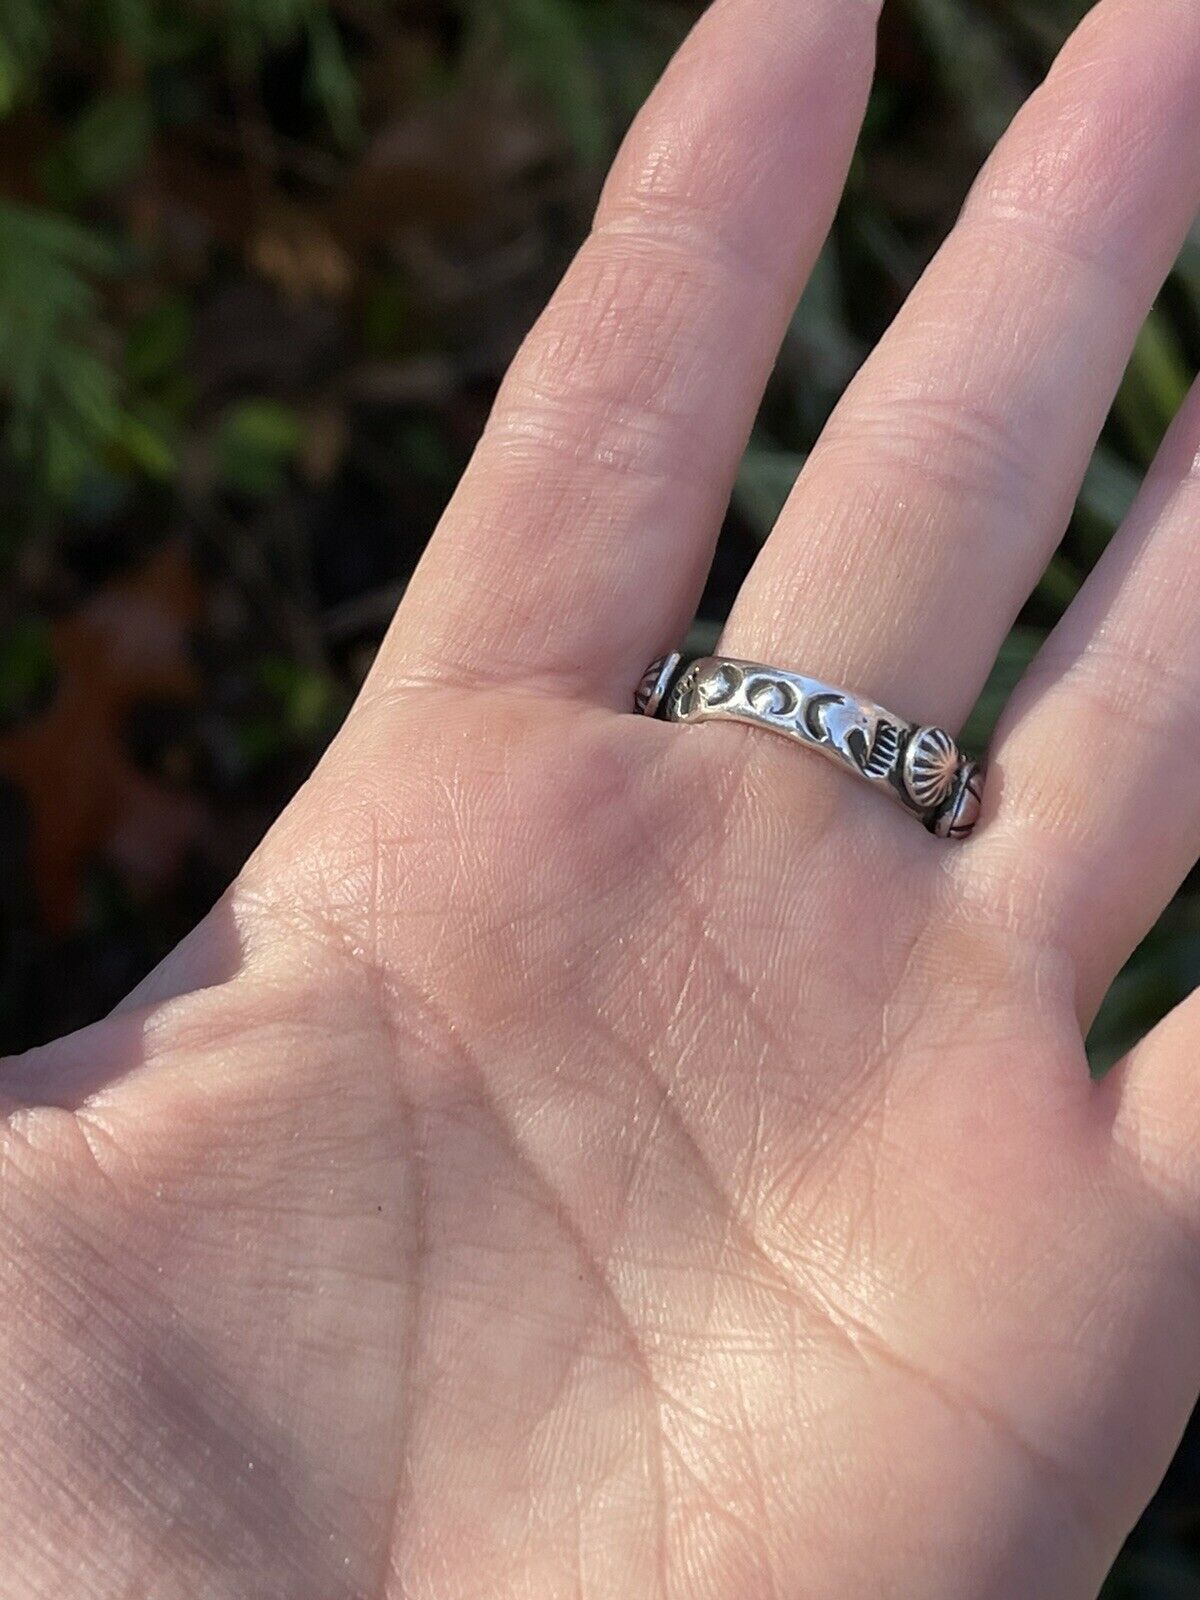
[
  {"x1": 967, "y1": 378, "x2": 1200, "y2": 1022},
  {"x1": 1103, "y1": 989, "x2": 1200, "y2": 1287},
  {"x1": 368, "y1": 0, "x2": 880, "y2": 702},
  {"x1": 723, "y1": 0, "x2": 1200, "y2": 733}
]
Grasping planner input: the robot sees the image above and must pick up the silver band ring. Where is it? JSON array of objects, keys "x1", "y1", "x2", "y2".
[{"x1": 636, "y1": 653, "x2": 984, "y2": 841}]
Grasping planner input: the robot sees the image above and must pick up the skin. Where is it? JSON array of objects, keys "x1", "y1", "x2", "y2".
[{"x1": 6, "y1": 0, "x2": 1200, "y2": 1594}]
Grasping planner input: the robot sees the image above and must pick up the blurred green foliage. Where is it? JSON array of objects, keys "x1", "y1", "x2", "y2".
[{"x1": 2, "y1": 1, "x2": 1200, "y2": 1590}]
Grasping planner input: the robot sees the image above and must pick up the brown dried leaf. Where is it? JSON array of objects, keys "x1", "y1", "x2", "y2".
[{"x1": 0, "y1": 545, "x2": 205, "y2": 931}]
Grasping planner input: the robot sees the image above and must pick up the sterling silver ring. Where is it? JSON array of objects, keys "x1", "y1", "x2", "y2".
[{"x1": 636, "y1": 652, "x2": 984, "y2": 841}]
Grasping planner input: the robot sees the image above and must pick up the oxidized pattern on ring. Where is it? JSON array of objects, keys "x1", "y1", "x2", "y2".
[{"x1": 635, "y1": 653, "x2": 984, "y2": 841}]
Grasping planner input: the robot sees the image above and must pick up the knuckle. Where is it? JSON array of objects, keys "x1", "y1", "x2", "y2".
[
  {"x1": 817, "y1": 389, "x2": 1037, "y2": 515},
  {"x1": 489, "y1": 223, "x2": 764, "y2": 486}
]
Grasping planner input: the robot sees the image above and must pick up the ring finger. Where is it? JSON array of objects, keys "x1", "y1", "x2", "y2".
[{"x1": 723, "y1": 0, "x2": 1200, "y2": 742}]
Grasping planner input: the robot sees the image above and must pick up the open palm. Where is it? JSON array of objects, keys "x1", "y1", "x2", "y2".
[{"x1": 8, "y1": 1, "x2": 1200, "y2": 1595}]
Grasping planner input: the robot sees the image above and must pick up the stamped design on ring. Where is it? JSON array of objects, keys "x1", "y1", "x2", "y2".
[{"x1": 635, "y1": 652, "x2": 984, "y2": 841}]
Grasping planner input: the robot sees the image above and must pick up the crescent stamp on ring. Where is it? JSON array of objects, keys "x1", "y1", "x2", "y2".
[{"x1": 636, "y1": 653, "x2": 984, "y2": 841}]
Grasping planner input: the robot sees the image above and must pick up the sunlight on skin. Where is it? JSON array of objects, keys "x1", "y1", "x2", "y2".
[{"x1": 7, "y1": 2, "x2": 1200, "y2": 1597}]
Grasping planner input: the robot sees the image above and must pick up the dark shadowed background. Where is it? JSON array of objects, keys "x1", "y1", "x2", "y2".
[{"x1": 1, "y1": 1, "x2": 1198, "y2": 1590}]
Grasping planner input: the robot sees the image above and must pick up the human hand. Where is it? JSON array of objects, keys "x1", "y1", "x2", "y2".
[{"x1": 7, "y1": 1, "x2": 1200, "y2": 1595}]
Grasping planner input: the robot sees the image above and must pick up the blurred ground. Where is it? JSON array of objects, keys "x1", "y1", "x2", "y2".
[{"x1": 1, "y1": 1, "x2": 1199, "y2": 1590}]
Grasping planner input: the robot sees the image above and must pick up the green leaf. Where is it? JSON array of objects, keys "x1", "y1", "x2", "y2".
[
  {"x1": 960, "y1": 625, "x2": 1042, "y2": 751},
  {"x1": 215, "y1": 399, "x2": 305, "y2": 497},
  {"x1": 1079, "y1": 445, "x2": 1141, "y2": 534},
  {"x1": 1088, "y1": 898, "x2": 1200, "y2": 1073},
  {"x1": 124, "y1": 294, "x2": 193, "y2": 388},
  {"x1": 260, "y1": 655, "x2": 342, "y2": 735},
  {"x1": 787, "y1": 243, "x2": 866, "y2": 431},
  {"x1": 0, "y1": 0, "x2": 51, "y2": 115},
  {"x1": 1073, "y1": 444, "x2": 1142, "y2": 565},
  {"x1": 490, "y1": 0, "x2": 608, "y2": 164},
  {"x1": 0, "y1": 202, "x2": 126, "y2": 497},
  {"x1": 305, "y1": 9, "x2": 361, "y2": 147},
  {"x1": 112, "y1": 410, "x2": 176, "y2": 478},
  {"x1": 1034, "y1": 551, "x2": 1082, "y2": 616},
  {"x1": 238, "y1": 656, "x2": 346, "y2": 767},
  {"x1": 49, "y1": 91, "x2": 154, "y2": 199},
  {"x1": 903, "y1": 0, "x2": 1024, "y2": 147},
  {"x1": 1114, "y1": 310, "x2": 1192, "y2": 467}
]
